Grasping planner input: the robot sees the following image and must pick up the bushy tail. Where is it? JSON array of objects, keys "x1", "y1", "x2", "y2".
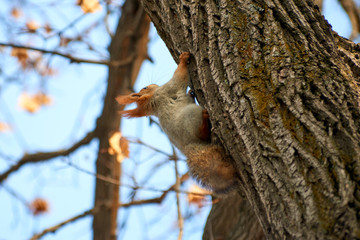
[{"x1": 184, "y1": 144, "x2": 238, "y2": 194}]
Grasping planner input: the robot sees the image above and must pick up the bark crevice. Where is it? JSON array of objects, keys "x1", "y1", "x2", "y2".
[{"x1": 141, "y1": 0, "x2": 360, "y2": 238}]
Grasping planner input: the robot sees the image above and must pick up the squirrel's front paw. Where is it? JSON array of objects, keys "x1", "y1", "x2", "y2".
[
  {"x1": 179, "y1": 52, "x2": 190, "y2": 63},
  {"x1": 202, "y1": 109, "x2": 209, "y2": 120}
]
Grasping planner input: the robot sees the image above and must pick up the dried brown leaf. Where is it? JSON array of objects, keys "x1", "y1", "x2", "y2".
[
  {"x1": 34, "y1": 93, "x2": 52, "y2": 106},
  {"x1": 26, "y1": 20, "x2": 40, "y2": 32},
  {"x1": 30, "y1": 198, "x2": 49, "y2": 215},
  {"x1": 60, "y1": 37, "x2": 72, "y2": 47},
  {"x1": 108, "y1": 131, "x2": 129, "y2": 162},
  {"x1": 187, "y1": 184, "x2": 211, "y2": 208},
  {"x1": 18, "y1": 92, "x2": 41, "y2": 113},
  {"x1": 11, "y1": 48, "x2": 29, "y2": 69},
  {"x1": 18, "y1": 92, "x2": 52, "y2": 113},
  {"x1": 10, "y1": 8, "x2": 22, "y2": 19},
  {"x1": 77, "y1": 0, "x2": 102, "y2": 13},
  {"x1": 120, "y1": 136, "x2": 130, "y2": 158}
]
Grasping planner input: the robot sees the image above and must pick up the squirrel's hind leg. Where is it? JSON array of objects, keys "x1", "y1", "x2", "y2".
[{"x1": 184, "y1": 144, "x2": 238, "y2": 194}]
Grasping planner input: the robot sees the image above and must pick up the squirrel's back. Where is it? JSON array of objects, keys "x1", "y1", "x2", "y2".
[
  {"x1": 117, "y1": 52, "x2": 238, "y2": 194},
  {"x1": 156, "y1": 95, "x2": 205, "y2": 152}
]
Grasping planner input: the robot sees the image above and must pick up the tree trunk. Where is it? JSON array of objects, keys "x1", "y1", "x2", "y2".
[
  {"x1": 203, "y1": 193, "x2": 265, "y2": 240},
  {"x1": 92, "y1": 1, "x2": 150, "y2": 239},
  {"x1": 141, "y1": 0, "x2": 360, "y2": 239}
]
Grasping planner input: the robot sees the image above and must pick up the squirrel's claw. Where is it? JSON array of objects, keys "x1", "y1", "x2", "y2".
[{"x1": 179, "y1": 52, "x2": 190, "y2": 64}]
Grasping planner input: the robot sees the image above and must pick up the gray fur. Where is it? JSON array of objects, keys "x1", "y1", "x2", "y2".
[{"x1": 119, "y1": 53, "x2": 237, "y2": 194}]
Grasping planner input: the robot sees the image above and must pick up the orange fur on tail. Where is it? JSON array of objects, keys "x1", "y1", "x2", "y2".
[{"x1": 116, "y1": 53, "x2": 238, "y2": 194}]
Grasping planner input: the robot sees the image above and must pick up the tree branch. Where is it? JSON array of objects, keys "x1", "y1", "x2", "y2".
[
  {"x1": 127, "y1": 137, "x2": 174, "y2": 157},
  {"x1": 173, "y1": 149, "x2": 184, "y2": 240},
  {"x1": 0, "y1": 43, "x2": 134, "y2": 67},
  {"x1": 339, "y1": 0, "x2": 360, "y2": 40},
  {"x1": 0, "y1": 130, "x2": 96, "y2": 183},
  {"x1": 30, "y1": 206, "x2": 96, "y2": 240},
  {"x1": 29, "y1": 175, "x2": 189, "y2": 240},
  {"x1": 0, "y1": 183, "x2": 29, "y2": 208},
  {"x1": 62, "y1": 160, "x2": 204, "y2": 197},
  {"x1": 141, "y1": 0, "x2": 360, "y2": 238}
]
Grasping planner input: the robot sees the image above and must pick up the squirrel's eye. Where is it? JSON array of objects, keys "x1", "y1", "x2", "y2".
[{"x1": 143, "y1": 87, "x2": 148, "y2": 90}]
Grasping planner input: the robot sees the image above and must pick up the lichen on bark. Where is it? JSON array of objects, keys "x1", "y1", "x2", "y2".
[{"x1": 141, "y1": 0, "x2": 360, "y2": 239}]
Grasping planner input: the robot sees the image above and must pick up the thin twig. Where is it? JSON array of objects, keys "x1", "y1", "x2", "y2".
[
  {"x1": 0, "y1": 43, "x2": 134, "y2": 67},
  {"x1": 127, "y1": 137, "x2": 173, "y2": 157},
  {"x1": 64, "y1": 158, "x2": 121, "y2": 186},
  {"x1": 29, "y1": 173, "x2": 209, "y2": 240},
  {"x1": 0, "y1": 131, "x2": 96, "y2": 183},
  {"x1": 173, "y1": 147, "x2": 184, "y2": 240},
  {"x1": 54, "y1": 13, "x2": 88, "y2": 37},
  {"x1": 62, "y1": 160, "x2": 209, "y2": 197},
  {"x1": 104, "y1": 4, "x2": 114, "y2": 38},
  {"x1": 30, "y1": 206, "x2": 97, "y2": 240},
  {"x1": 0, "y1": 183, "x2": 29, "y2": 208},
  {"x1": 30, "y1": 182, "x2": 181, "y2": 240}
]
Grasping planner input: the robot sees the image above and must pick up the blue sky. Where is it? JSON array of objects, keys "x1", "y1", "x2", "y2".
[{"x1": 0, "y1": 0, "x2": 355, "y2": 239}]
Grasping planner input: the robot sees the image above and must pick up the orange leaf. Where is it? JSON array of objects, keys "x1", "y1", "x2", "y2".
[
  {"x1": 11, "y1": 48, "x2": 28, "y2": 69},
  {"x1": 30, "y1": 198, "x2": 49, "y2": 215},
  {"x1": 120, "y1": 137, "x2": 130, "y2": 158},
  {"x1": 26, "y1": 20, "x2": 40, "y2": 32},
  {"x1": 187, "y1": 184, "x2": 211, "y2": 208},
  {"x1": 77, "y1": 0, "x2": 102, "y2": 13},
  {"x1": 108, "y1": 131, "x2": 129, "y2": 162},
  {"x1": 18, "y1": 92, "x2": 41, "y2": 113},
  {"x1": 10, "y1": 8, "x2": 22, "y2": 19},
  {"x1": 34, "y1": 93, "x2": 52, "y2": 106},
  {"x1": 18, "y1": 92, "x2": 52, "y2": 113}
]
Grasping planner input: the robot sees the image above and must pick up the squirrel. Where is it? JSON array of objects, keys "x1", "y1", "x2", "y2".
[{"x1": 116, "y1": 52, "x2": 237, "y2": 194}]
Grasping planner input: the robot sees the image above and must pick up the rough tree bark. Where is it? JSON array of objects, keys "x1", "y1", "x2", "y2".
[
  {"x1": 141, "y1": 0, "x2": 360, "y2": 239},
  {"x1": 203, "y1": 193, "x2": 265, "y2": 240},
  {"x1": 92, "y1": 1, "x2": 150, "y2": 239}
]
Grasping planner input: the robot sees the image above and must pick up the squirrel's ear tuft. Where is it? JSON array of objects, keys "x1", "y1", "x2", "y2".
[
  {"x1": 117, "y1": 92, "x2": 154, "y2": 118},
  {"x1": 119, "y1": 108, "x2": 148, "y2": 118},
  {"x1": 116, "y1": 95, "x2": 138, "y2": 105}
]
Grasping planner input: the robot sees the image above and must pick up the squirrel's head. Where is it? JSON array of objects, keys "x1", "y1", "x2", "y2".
[{"x1": 116, "y1": 84, "x2": 159, "y2": 118}]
